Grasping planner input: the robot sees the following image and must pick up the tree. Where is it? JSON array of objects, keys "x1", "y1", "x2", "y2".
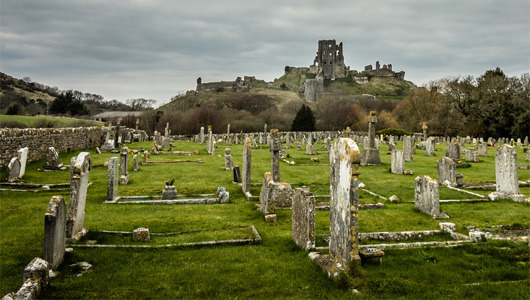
[
  {"x1": 291, "y1": 105, "x2": 315, "y2": 131},
  {"x1": 49, "y1": 91, "x2": 87, "y2": 115},
  {"x1": 126, "y1": 98, "x2": 157, "y2": 111}
]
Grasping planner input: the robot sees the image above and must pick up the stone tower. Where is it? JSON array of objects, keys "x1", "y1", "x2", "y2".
[{"x1": 310, "y1": 40, "x2": 348, "y2": 80}]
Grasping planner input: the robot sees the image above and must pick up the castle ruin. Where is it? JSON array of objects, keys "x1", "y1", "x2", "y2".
[
  {"x1": 196, "y1": 76, "x2": 265, "y2": 93},
  {"x1": 309, "y1": 40, "x2": 349, "y2": 80}
]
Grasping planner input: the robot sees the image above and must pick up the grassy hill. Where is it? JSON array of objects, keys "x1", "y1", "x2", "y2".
[{"x1": 0, "y1": 115, "x2": 104, "y2": 128}]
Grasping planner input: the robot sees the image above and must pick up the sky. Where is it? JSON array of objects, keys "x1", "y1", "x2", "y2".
[{"x1": 1, "y1": 0, "x2": 529, "y2": 106}]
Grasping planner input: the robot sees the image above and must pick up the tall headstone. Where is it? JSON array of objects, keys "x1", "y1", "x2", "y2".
[
  {"x1": 135, "y1": 119, "x2": 139, "y2": 130},
  {"x1": 224, "y1": 148, "x2": 234, "y2": 170},
  {"x1": 259, "y1": 172, "x2": 276, "y2": 222},
  {"x1": 17, "y1": 147, "x2": 29, "y2": 178},
  {"x1": 285, "y1": 132, "x2": 291, "y2": 148},
  {"x1": 227, "y1": 124, "x2": 230, "y2": 135},
  {"x1": 43, "y1": 196, "x2": 66, "y2": 270},
  {"x1": 107, "y1": 157, "x2": 119, "y2": 201},
  {"x1": 212, "y1": 141, "x2": 216, "y2": 156},
  {"x1": 425, "y1": 137, "x2": 435, "y2": 156},
  {"x1": 270, "y1": 129, "x2": 281, "y2": 182},
  {"x1": 329, "y1": 138, "x2": 361, "y2": 265},
  {"x1": 133, "y1": 155, "x2": 138, "y2": 171},
  {"x1": 200, "y1": 127, "x2": 205, "y2": 144},
  {"x1": 446, "y1": 142, "x2": 460, "y2": 162},
  {"x1": 437, "y1": 157, "x2": 456, "y2": 186},
  {"x1": 142, "y1": 150, "x2": 149, "y2": 165},
  {"x1": 114, "y1": 123, "x2": 120, "y2": 149},
  {"x1": 391, "y1": 149, "x2": 405, "y2": 174},
  {"x1": 120, "y1": 147, "x2": 129, "y2": 185},
  {"x1": 242, "y1": 137, "x2": 252, "y2": 194},
  {"x1": 415, "y1": 175, "x2": 447, "y2": 218},
  {"x1": 291, "y1": 187, "x2": 315, "y2": 250},
  {"x1": 66, "y1": 152, "x2": 91, "y2": 239},
  {"x1": 422, "y1": 122, "x2": 428, "y2": 141},
  {"x1": 44, "y1": 147, "x2": 63, "y2": 170},
  {"x1": 232, "y1": 165, "x2": 241, "y2": 183},
  {"x1": 495, "y1": 145, "x2": 521, "y2": 200},
  {"x1": 361, "y1": 111, "x2": 382, "y2": 165},
  {"x1": 207, "y1": 126, "x2": 213, "y2": 154}
]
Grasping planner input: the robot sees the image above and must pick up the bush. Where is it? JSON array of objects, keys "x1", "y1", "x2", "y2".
[
  {"x1": 376, "y1": 128, "x2": 412, "y2": 137},
  {"x1": 0, "y1": 120, "x2": 26, "y2": 128}
]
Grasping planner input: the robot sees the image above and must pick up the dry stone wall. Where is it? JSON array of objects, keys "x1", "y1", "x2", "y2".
[{"x1": 0, "y1": 127, "x2": 105, "y2": 168}]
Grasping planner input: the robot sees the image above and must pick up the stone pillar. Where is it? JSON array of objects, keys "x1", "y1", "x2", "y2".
[
  {"x1": 142, "y1": 150, "x2": 149, "y2": 165},
  {"x1": 66, "y1": 152, "x2": 91, "y2": 239},
  {"x1": 425, "y1": 137, "x2": 435, "y2": 156},
  {"x1": 227, "y1": 124, "x2": 230, "y2": 135},
  {"x1": 495, "y1": 145, "x2": 520, "y2": 198},
  {"x1": 43, "y1": 196, "x2": 66, "y2": 270},
  {"x1": 270, "y1": 129, "x2": 281, "y2": 182},
  {"x1": 391, "y1": 149, "x2": 405, "y2": 174},
  {"x1": 437, "y1": 157, "x2": 456, "y2": 186},
  {"x1": 120, "y1": 147, "x2": 129, "y2": 185},
  {"x1": 242, "y1": 137, "x2": 252, "y2": 194},
  {"x1": 415, "y1": 175, "x2": 447, "y2": 218},
  {"x1": 224, "y1": 148, "x2": 234, "y2": 170},
  {"x1": 135, "y1": 119, "x2": 139, "y2": 130},
  {"x1": 259, "y1": 172, "x2": 276, "y2": 222},
  {"x1": 291, "y1": 186, "x2": 315, "y2": 250},
  {"x1": 329, "y1": 138, "x2": 361, "y2": 265},
  {"x1": 200, "y1": 127, "x2": 205, "y2": 144},
  {"x1": 107, "y1": 157, "x2": 118, "y2": 201},
  {"x1": 17, "y1": 147, "x2": 29, "y2": 178},
  {"x1": 285, "y1": 132, "x2": 290, "y2": 148},
  {"x1": 207, "y1": 126, "x2": 213, "y2": 154},
  {"x1": 361, "y1": 111, "x2": 381, "y2": 165}
]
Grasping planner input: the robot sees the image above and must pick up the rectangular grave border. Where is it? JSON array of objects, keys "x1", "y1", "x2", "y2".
[
  {"x1": 0, "y1": 182, "x2": 91, "y2": 193},
  {"x1": 104, "y1": 192, "x2": 226, "y2": 205},
  {"x1": 68, "y1": 225, "x2": 262, "y2": 248}
]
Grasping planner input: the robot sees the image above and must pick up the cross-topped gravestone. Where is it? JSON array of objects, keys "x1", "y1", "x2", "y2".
[
  {"x1": 270, "y1": 129, "x2": 281, "y2": 182},
  {"x1": 361, "y1": 111, "x2": 381, "y2": 165},
  {"x1": 422, "y1": 122, "x2": 428, "y2": 141},
  {"x1": 329, "y1": 138, "x2": 361, "y2": 265}
]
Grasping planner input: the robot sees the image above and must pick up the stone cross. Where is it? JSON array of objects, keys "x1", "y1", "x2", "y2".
[
  {"x1": 120, "y1": 147, "x2": 129, "y2": 185},
  {"x1": 44, "y1": 195, "x2": 66, "y2": 270},
  {"x1": 291, "y1": 186, "x2": 315, "y2": 250},
  {"x1": 66, "y1": 152, "x2": 91, "y2": 239},
  {"x1": 368, "y1": 111, "x2": 377, "y2": 148},
  {"x1": 329, "y1": 138, "x2": 361, "y2": 265},
  {"x1": 107, "y1": 157, "x2": 119, "y2": 201},
  {"x1": 422, "y1": 122, "x2": 428, "y2": 141},
  {"x1": 270, "y1": 129, "x2": 281, "y2": 182},
  {"x1": 242, "y1": 137, "x2": 252, "y2": 193}
]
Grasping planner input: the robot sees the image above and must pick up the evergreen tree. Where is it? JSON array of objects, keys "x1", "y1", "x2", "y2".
[{"x1": 291, "y1": 104, "x2": 316, "y2": 131}]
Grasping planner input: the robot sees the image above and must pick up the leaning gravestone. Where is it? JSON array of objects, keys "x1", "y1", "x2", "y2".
[
  {"x1": 6, "y1": 157, "x2": 21, "y2": 181},
  {"x1": 291, "y1": 187, "x2": 315, "y2": 250},
  {"x1": 329, "y1": 138, "x2": 361, "y2": 265},
  {"x1": 242, "y1": 137, "x2": 252, "y2": 194},
  {"x1": 44, "y1": 147, "x2": 63, "y2": 170},
  {"x1": 66, "y1": 152, "x2": 91, "y2": 239},
  {"x1": 17, "y1": 147, "x2": 29, "y2": 178},
  {"x1": 44, "y1": 195, "x2": 66, "y2": 270},
  {"x1": 391, "y1": 149, "x2": 405, "y2": 174},
  {"x1": 414, "y1": 175, "x2": 448, "y2": 218},
  {"x1": 106, "y1": 157, "x2": 119, "y2": 202},
  {"x1": 437, "y1": 157, "x2": 456, "y2": 186}
]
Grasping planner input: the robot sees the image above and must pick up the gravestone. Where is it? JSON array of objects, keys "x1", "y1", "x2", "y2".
[
  {"x1": 207, "y1": 126, "x2": 213, "y2": 154},
  {"x1": 361, "y1": 111, "x2": 382, "y2": 165},
  {"x1": 329, "y1": 138, "x2": 361, "y2": 265},
  {"x1": 227, "y1": 124, "x2": 230, "y2": 135},
  {"x1": 6, "y1": 157, "x2": 21, "y2": 181},
  {"x1": 259, "y1": 172, "x2": 294, "y2": 222},
  {"x1": 162, "y1": 185, "x2": 177, "y2": 200},
  {"x1": 291, "y1": 186, "x2": 315, "y2": 250},
  {"x1": 101, "y1": 123, "x2": 114, "y2": 151},
  {"x1": 464, "y1": 149, "x2": 474, "y2": 161},
  {"x1": 270, "y1": 129, "x2": 281, "y2": 182},
  {"x1": 114, "y1": 123, "x2": 120, "y2": 149},
  {"x1": 133, "y1": 155, "x2": 138, "y2": 172},
  {"x1": 212, "y1": 141, "x2": 216, "y2": 156},
  {"x1": 388, "y1": 142, "x2": 395, "y2": 152},
  {"x1": 107, "y1": 157, "x2": 119, "y2": 201},
  {"x1": 142, "y1": 150, "x2": 149, "y2": 165},
  {"x1": 391, "y1": 149, "x2": 405, "y2": 174},
  {"x1": 414, "y1": 175, "x2": 448, "y2": 218},
  {"x1": 446, "y1": 142, "x2": 460, "y2": 162},
  {"x1": 242, "y1": 137, "x2": 252, "y2": 194},
  {"x1": 43, "y1": 195, "x2": 66, "y2": 270},
  {"x1": 422, "y1": 122, "x2": 428, "y2": 141},
  {"x1": 44, "y1": 147, "x2": 63, "y2": 170},
  {"x1": 120, "y1": 147, "x2": 129, "y2": 185},
  {"x1": 285, "y1": 132, "x2": 290, "y2": 148},
  {"x1": 224, "y1": 148, "x2": 234, "y2": 170},
  {"x1": 494, "y1": 145, "x2": 523, "y2": 201},
  {"x1": 17, "y1": 147, "x2": 29, "y2": 178},
  {"x1": 232, "y1": 165, "x2": 241, "y2": 183},
  {"x1": 403, "y1": 136, "x2": 413, "y2": 162},
  {"x1": 425, "y1": 137, "x2": 435, "y2": 156},
  {"x1": 66, "y1": 152, "x2": 91, "y2": 239},
  {"x1": 478, "y1": 144, "x2": 488, "y2": 156},
  {"x1": 200, "y1": 127, "x2": 205, "y2": 144},
  {"x1": 437, "y1": 157, "x2": 456, "y2": 186}
]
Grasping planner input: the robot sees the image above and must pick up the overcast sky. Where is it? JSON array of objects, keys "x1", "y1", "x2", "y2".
[{"x1": 1, "y1": 0, "x2": 529, "y2": 105}]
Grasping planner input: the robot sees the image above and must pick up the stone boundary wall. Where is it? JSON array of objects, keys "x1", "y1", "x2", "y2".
[{"x1": 0, "y1": 127, "x2": 105, "y2": 167}]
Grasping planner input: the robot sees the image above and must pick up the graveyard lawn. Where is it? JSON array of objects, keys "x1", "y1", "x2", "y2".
[{"x1": 0, "y1": 139, "x2": 529, "y2": 299}]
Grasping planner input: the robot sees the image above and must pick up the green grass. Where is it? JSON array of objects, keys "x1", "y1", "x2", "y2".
[
  {"x1": 1, "y1": 139, "x2": 529, "y2": 298},
  {"x1": 0, "y1": 114, "x2": 103, "y2": 128}
]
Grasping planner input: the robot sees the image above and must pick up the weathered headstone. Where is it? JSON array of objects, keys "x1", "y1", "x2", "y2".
[
  {"x1": 224, "y1": 148, "x2": 234, "y2": 170},
  {"x1": 270, "y1": 129, "x2": 281, "y2": 182},
  {"x1": 361, "y1": 111, "x2": 382, "y2": 165},
  {"x1": 232, "y1": 165, "x2": 241, "y2": 183},
  {"x1": 200, "y1": 127, "x2": 205, "y2": 144},
  {"x1": 44, "y1": 147, "x2": 63, "y2": 170},
  {"x1": 212, "y1": 141, "x2": 216, "y2": 156},
  {"x1": 445, "y1": 142, "x2": 460, "y2": 162},
  {"x1": 478, "y1": 144, "x2": 488, "y2": 157},
  {"x1": 415, "y1": 175, "x2": 448, "y2": 218},
  {"x1": 120, "y1": 147, "x2": 129, "y2": 185},
  {"x1": 285, "y1": 132, "x2": 291, "y2": 148},
  {"x1": 422, "y1": 122, "x2": 428, "y2": 141},
  {"x1": 494, "y1": 145, "x2": 523, "y2": 201},
  {"x1": 142, "y1": 150, "x2": 149, "y2": 165},
  {"x1": 437, "y1": 157, "x2": 456, "y2": 186},
  {"x1": 391, "y1": 149, "x2": 405, "y2": 174},
  {"x1": 17, "y1": 147, "x2": 29, "y2": 178},
  {"x1": 388, "y1": 142, "x2": 396, "y2": 152},
  {"x1": 106, "y1": 157, "x2": 119, "y2": 201},
  {"x1": 114, "y1": 123, "x2": 120, "y2": 149},
  {"x1": 403, "y1": 136, "x2": 413, "y2": 162},
  {"x1": 44, "y1": 196, "x2": 66, "y2": 270},
  {"x1": 259, "y1": 172, "x2": 294, "y2": 222},
  {"x1": 6, "y1": 157, "x2": 21, "y2": 181},
  {"x1": 329, "y1": 138, "x2": 361, "y2": 265},
  {"x1": 133, "y1": 228, "x2": 150, "y2": 241},
  {"x1": 66, "y1": 152, "x2": 91, "y2": 239},
  {"x1": 291, "y1": 187, "x2": 315, "y2": 250},
  {"x1": 242, "y1": 137, "x2": 252, "y2": 194},
  {"x1": 133, "y1": 155, "x2": 138, "y2": 172},
  {"x1": 425, "y1": 137, "x2": 435, "y2": 156},
  {"x1": 207, "y1": 125, "x2": 213, "y2": 154}
]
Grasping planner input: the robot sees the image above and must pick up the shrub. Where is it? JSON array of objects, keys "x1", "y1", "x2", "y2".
[
  {"x1": 0, "y1": 120, "x2": 26, "y2": 128},
  {"x1": 376, "y1": 128, "x2": 412, "y2": 137}
]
